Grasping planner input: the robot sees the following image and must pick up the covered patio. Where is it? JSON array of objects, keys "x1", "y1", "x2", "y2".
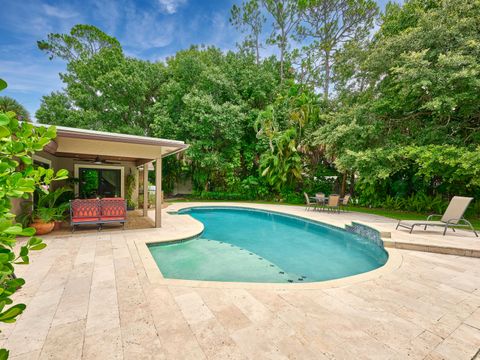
[{"x1": 33, "y1": 125, "x2": 188, "y2": 228}]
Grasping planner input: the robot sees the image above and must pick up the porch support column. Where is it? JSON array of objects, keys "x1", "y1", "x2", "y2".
[
  {"x1": 155, "y1": 155, "x2": 162, "y2": 228},
  {"x1": 143, "y1": 163, "x2": 149, "y2": 217}
]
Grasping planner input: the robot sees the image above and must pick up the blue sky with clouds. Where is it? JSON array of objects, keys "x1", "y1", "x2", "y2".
[{"x1": 0, "y1": 0, "x2": 395, "y2": 118}]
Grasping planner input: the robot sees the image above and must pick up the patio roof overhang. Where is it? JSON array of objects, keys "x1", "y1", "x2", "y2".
[{"x1": 43, "y1": 125, "x2": 188, "y2": 165}]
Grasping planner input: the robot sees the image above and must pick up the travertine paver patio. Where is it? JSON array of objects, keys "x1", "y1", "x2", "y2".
[{"x1": 1, "y1": 203, "x2": 480, "y2": 359}]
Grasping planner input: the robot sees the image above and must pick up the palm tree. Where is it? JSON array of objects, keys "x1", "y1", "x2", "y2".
[{"x1": 0, "y1": 96, "x2": 30, "y2": 121}]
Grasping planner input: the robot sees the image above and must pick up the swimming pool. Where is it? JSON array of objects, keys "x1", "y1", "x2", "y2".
[{"x1": 148, "y1": 207, "x2": 388, "y2": 283}]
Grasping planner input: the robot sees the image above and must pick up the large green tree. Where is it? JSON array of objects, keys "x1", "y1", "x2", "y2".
[
  {"x1": 0, "y1": 97, "x2": 30, "y2": 122},
  {"x1": 37, "y1": 27, "x2": 165, "y2": 135},
  {"x1": 37, "y1": 24, "x2": 120, "y2": 62},
  {"x1": 230, "y1": 0, "x2": 266, "y2": 65},
  {"x1": 150, "y1": 46, "x2": 282, "y2": 191},
  {"x1": 366, "y1": 0, "x2": 480, "y2": 145},
  {"x1": 262, "y1": 0, "x2": 301, "y2": 82},
  {"x1": 297, "y1": 0, "x2": 379, "y2": 100},
  {"x1": 317, "y1": 0, "x2": 480, "y2": 206}
]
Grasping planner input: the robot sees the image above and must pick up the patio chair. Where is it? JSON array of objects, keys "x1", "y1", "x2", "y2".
[
  {"x1": 304, "y1": 193, "x2": 318, "y2": 211},
  {"x1": 396, "y1": 196, "x2": 478, "y2": 237},
  {"x1": 340, "y1": 194, "x2": 351, "y2": 212},
  {"x1": 315, "y1": 193, "x2": 326, "y2": 209},
  {"x1": 324, "y1": 194, "x2": 340, "y2": 213}
]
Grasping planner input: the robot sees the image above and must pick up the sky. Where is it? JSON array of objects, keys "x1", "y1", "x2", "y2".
[{"x1": 0, "y1": 0, "x2": 395, "y2": 119}]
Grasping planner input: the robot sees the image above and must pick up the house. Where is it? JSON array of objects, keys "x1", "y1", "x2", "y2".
[{"x1": 18, "y1": 125, "x2": 188, "y2": 228}]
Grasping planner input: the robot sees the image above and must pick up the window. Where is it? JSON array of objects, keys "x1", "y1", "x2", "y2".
[{"x1": 78, "y1": 167, "x2": 122, "y2": 199}]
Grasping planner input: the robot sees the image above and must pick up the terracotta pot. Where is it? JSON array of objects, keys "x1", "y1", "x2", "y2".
[
  {"x1": 54, "y1": 221, "x2": 63, "y2": 231},
  {"x1": 30, "y1": 219, "x2": 55, "y2": 235}
]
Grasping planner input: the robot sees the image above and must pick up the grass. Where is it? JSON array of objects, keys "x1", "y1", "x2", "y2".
[{"x1": 168, "y1": 198, "x2": 480, "y2": 230}]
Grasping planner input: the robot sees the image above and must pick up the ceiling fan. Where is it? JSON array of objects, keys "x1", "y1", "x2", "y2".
[{"x1": 83, "y1": 155, "x2": 121, "y2": 165}]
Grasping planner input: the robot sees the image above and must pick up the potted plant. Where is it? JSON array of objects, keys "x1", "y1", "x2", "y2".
[
  {"x1": 19, "y1": 187, "x2": 72, "y2": 235},
  {"x1": 30, "y1": 207, "x2": 56, "y2": 235}
]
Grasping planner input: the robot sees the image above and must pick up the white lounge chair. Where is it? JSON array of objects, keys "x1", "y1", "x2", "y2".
[{"x1": 396, "y1": 196, "x2": 478, "y2": 237}]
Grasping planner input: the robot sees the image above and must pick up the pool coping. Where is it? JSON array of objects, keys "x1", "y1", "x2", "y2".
[{"x1": 134, "y1": 203, "x2": 403, "y2": 290}]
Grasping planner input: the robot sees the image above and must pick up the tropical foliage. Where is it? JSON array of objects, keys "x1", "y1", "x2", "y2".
[
  {"x1": 0, "y1": 97, "x2": 30, "y2": 122},
  {"x1": 35, "y1": 0, "x2": 480, "y2": 217}
]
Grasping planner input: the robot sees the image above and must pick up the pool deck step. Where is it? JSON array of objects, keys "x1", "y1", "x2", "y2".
[{"x1": 382, "y1": 239, "x2": 480, "y2": 258}]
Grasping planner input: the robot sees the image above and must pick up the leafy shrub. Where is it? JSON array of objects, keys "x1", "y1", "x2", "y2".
[
  {"x1": 239, "y1": 176, "x2": 271, "y2": 200},
  {"x1": 279, "y1": 190, "x2": 304, "y2": 204},
  {"x1": 138, "y1": 192, "x2": 157, "y2": 208},
  {"x1": 192, "y1": 191, "x2": 255, "y2": 201},
  {"x1": 356, "y1": 190, "x2": 451, "y2": 215},
  {"x1": 0, "y1": 79, "x2": 68, "y2": 358}
]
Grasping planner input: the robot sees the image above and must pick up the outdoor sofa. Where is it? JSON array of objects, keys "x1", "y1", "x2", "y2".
[
  {"x1": 396, "y1": 196, "x2": 478, "y2": 237},
  {"x1": 70, "y1": 198, "x2": 127, "y2": 232}
]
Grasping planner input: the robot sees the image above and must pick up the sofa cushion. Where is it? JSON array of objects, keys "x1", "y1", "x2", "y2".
[
  {"x1": 72, "y1": 217, "x2": 100, "y2": 223},
  {"x1": 100, "y1": 216, "x2": 126, "y2": 221}
]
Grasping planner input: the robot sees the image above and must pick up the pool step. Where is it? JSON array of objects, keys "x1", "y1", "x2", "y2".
[
  {"x1": 205, "y1": 239, "x2": 305, "y2": 283},
  {"x1": 348, "y1": 222, "x2": 480, "y2": 258}
]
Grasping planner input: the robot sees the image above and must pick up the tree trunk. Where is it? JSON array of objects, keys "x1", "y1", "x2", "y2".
[
  {"x1": 255, "y1": 36, "x2": 260, "y2": 65},
  {"x1": 340, "y1": 171, "x2": 347, "y2": 197},
  {"x1": 280, "y1": 28, "x2": 285, "y2": 83},
  {"x1": 349, "y1": 172, "x2": 355, "y2": 196},
  {"x1": 324, "y1": 50, "x2": 330, "y2": 101},
  {"x1": 280, "y1": 46, "x2": 284, "y2": 82}
]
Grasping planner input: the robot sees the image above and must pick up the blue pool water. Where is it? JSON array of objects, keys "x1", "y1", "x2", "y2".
[{"x1": 148, "y1": 207, "x2": 388, "y2": 283}]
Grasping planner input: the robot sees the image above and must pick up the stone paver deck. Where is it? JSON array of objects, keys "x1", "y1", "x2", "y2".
[{"x1": 1, "y1": 203, "x2": 479, "y2": 359}]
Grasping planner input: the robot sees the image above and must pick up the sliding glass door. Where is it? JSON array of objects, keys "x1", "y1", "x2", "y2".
[{"x1": 78, "y1": 167, "x2": 122, "y2": 198}]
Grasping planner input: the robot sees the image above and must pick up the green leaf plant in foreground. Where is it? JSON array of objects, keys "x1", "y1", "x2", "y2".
[{"x1": 0, "y1": 79, "x2": 68, "y2": 358}]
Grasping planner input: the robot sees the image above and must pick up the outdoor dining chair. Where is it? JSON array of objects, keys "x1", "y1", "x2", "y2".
[
  {"x1": 304, "y1": 192, "x2": 319, "y2": 211},
  {"x1": 340, "y1": 194, "x2": 351, "y2": 212},
  {"x1": 324, "y1": 194, "x2": 340, "y2": 212},
  {"x1": 315, "y1": 193, "x2": 326, "y2": 210}
]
